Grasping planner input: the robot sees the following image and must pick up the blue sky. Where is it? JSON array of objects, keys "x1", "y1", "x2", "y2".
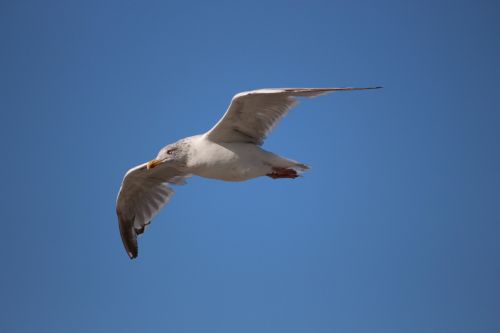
[{"x1": 1, "y1": 0, "x2": 499, "y2": 332}]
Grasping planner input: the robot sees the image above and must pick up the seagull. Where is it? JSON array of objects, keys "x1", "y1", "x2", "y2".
[{"x1": 116, "y1": 87, "x2": 381, "y2": 259}]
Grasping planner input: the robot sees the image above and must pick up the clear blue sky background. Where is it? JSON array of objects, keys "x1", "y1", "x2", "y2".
[{"x1": 1, "y1": 1, "x2": 499, "y2": 332}]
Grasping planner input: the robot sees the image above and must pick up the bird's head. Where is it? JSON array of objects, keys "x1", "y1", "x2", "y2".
[{"x1": 147, "y1": 140, "x2": 189, "y2": 170}]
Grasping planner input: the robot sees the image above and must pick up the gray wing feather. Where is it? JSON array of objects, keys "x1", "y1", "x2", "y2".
[
  {"x1": 206, "y1": 87, "x2": 381, "y2": 145},
  {"x1": 116, "y1": 162, "x2": 187, "y2": 259}
]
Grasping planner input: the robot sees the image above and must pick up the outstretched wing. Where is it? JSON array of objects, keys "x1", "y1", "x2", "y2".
[
  {"x1": 116, "y1": 161, "x2": 188, "y2": 259},
  {"x1": 205, "y1": 87, "x2": 381, "y2": 145}
]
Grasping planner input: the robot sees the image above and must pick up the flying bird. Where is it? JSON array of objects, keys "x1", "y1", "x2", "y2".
[{"x1": 116, "y1": 87, "x2": 381, "y2": 259}]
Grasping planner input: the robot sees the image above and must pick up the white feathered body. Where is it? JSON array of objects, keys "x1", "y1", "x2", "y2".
[{"x1": 185, "y1": 134, "x2": 304, "y2": 181}]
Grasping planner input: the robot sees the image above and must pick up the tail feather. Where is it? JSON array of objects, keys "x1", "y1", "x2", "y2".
[{"x1": 293, "y1": 163, "x2": 310, "y2": 172}]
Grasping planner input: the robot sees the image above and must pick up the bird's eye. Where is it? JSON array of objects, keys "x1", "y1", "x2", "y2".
[{"x1": 166, "y1": 148, "x2": 177, "y2": 155}]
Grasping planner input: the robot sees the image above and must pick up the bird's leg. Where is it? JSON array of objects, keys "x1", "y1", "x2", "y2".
[{"x1": 266, "y1": 167, "x2": 299, "y2": 179}]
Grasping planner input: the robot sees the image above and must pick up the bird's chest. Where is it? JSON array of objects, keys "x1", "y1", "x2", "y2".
[{"x1": 187, "y1": 141, "x2": 262, "y2": 181}]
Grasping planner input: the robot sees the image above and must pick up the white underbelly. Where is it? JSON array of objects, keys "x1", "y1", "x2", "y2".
[
  {"x1": 196, "y1": 163, "x2": 262, "y2": 181},
  {"x1": 187, "y1": 141, "x2": 270, "y2": 181}
]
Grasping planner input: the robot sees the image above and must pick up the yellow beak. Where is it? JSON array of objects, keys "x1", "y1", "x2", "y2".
[{"x1": 147, "y1": 159, "x2": 163, "y2": 170}]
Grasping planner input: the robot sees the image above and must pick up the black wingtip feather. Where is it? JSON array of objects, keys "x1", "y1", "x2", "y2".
[
  {"x1": 344, "y1": 86, "x2": 383, "y2": 90},
  {"x1": 117, "y1": 213, "x2": 139, "y2": 259}
]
